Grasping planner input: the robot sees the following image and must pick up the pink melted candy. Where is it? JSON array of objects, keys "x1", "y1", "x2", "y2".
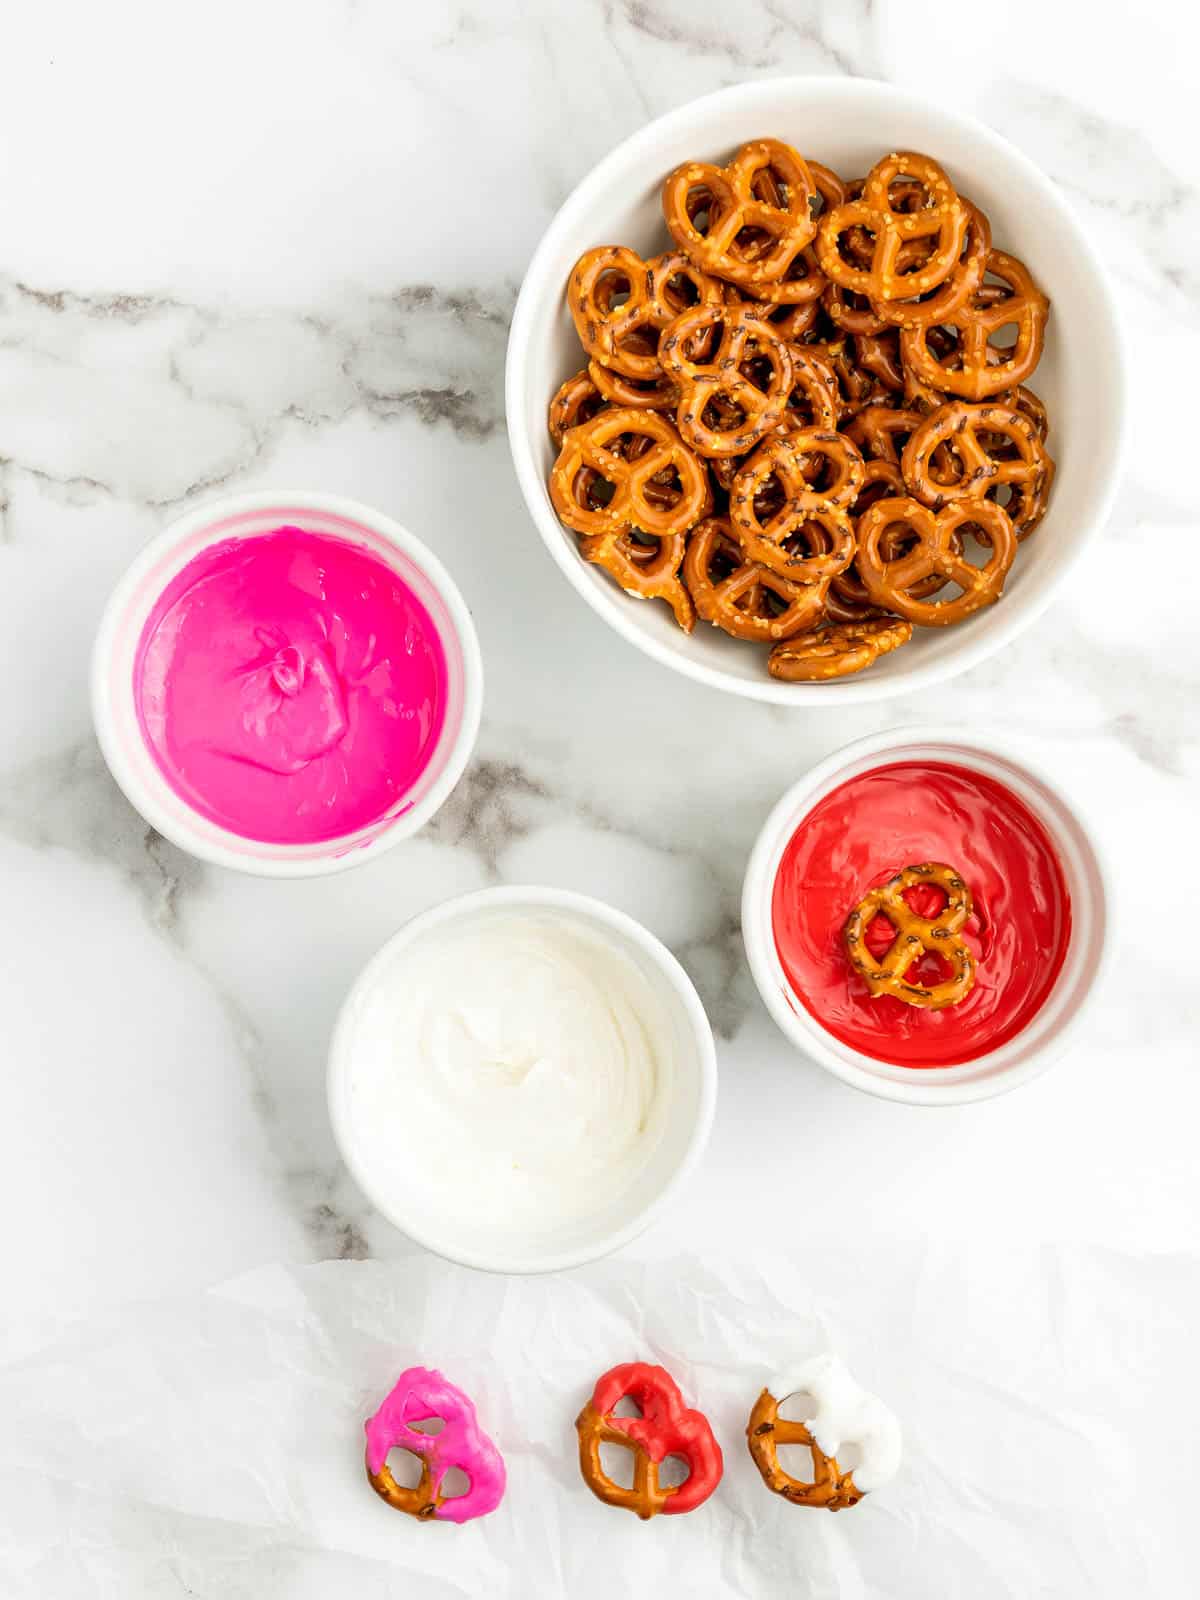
[
  {"x1": 364, "y1": 1366, "x2": 507, "y2": 1524},
  {"x1": 134, "y1": 526, "x2": 449, "y2": 844}
]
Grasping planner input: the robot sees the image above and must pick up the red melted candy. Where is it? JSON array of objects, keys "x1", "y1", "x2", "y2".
[{"x1": 771, "y1": 761, "x2": 1072, "y2": 1067}]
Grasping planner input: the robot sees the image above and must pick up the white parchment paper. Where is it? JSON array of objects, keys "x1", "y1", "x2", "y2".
[{"x1": 0, "y1": 1242, "x2": 1189, "y2": 1597}]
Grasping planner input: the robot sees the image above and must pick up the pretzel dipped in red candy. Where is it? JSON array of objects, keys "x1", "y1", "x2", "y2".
[
  {"x1": 576, "y1": 1362, "x2": 723, "y2": 1519},
  {"x1": 662, "y1": 139, "x2": 818, "y2": 298},
  {"x1": 843, "y1": 861, "x2": 977, "y2": 1008},
  {"x1": 545, "y1": 141, "x2": 1054, "y2": 680},
  {"x1": 364, "y1": 1367, "x2": 506, "y2": 1524}
]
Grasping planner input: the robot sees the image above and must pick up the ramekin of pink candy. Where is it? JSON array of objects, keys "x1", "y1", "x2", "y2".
[{"x1": 92, "y1": 491, "x2": 482, "y2": 876}]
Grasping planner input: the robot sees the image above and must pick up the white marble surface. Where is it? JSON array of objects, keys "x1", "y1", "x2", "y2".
[{"x1": 0, "y1": 1, "x2": 1196, "y2": 1592}]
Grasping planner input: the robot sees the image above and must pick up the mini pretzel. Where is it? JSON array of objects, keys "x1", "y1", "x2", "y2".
[
  {"x1": 731, "y1": 159, "x2": 847, "y2": 313},
  {"x1": 364, "y1": 1367, "x2": 506, "y2": 1525},
  {"x1": 550, "y1": 407, "x2": 711, "y2": 541},
  {"x1": 549, "y1": 369, "x2": 607, "y2": 448},
  {"x1": 660, "y1": 304, "x2": 794, "y2": 457},
  {"x1": 822, "y1": 278, "x2": 890, "y2": 337},
  {"x1": 901, "y1": 399, "x2": 1054, "y2": 538},
  {"x1": 843, "y1": 861, "x2": 977, "y2": 1008},
  {"x1": 816, "y1": 152, "x2": 968, "y2": 302},
  {"x1": 829, "y1": 459, "x2": 947, "y2": 618},
  {"x1": 747, "y1": 1358, "x2": 901, "y2": 1510},
  {"x1": 870, "y1": 200, "x2": 992, "y2": 329},
  {"x1": 840, "y1": 173, "x2": 929, "y2": 265},
  {"x1": 581, "y1": 524, "x2": 695, "y2": 632},
  {"x1": 567, "y1": 246, "x2": 725, "y2": 381},
  {"x1": 1004, "y1": 384, "x2": 1049, "y2": 444},
  {"x1": 845, "y1": 404, "x2": 923, "y2": 466},
  {"x1": 730, "y1": 428, "x2": 864, "y2": 579},
  {"x1": 662, "y1": 139, "x2": 817, "y2": 295},
  {"x1": 683, "y1": 515, "x2": 827, "y2": 641},
  {"x1": 747, "y1": 1391, "x2": 863, "y2": 1510},
  {"x1": 778, "y1": 346, "x2": 841, "y2": 433},
  {"x1": 587, "y1": 358, "x2": 678, "y2": 411},
  {"x1": 900, "y1": 249, "x2": 1049, "y2": 400},
  {"x1": 576, "y1": 1362, "x2": 723, "y2": 1519},
  {"x1": 768, "y1": 618, "x2": 912, "y2": 680},
  {"x1": 824, "y1": 180, "x2": 973, "y2": 335},
  {"x1": 856, "y1": 495, "x2": 1016, "y2": 625},
  {"x1": 974, "y1": 388, "x2": 1053, "y2": 535}
]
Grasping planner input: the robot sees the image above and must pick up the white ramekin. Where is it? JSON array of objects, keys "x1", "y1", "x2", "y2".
[
  {"x1": 91, "y1": 490, "x2": 483, "y2": 877},
  {"x1": 506, "y1": 76, "x2": 1127, "y2": 705},
  {"x1": 742, "y1": 727, "x2": 1111, "y2": 1105},
  {"x1": 327, "y1": 885, "x2": 718, "y2": 1273}
]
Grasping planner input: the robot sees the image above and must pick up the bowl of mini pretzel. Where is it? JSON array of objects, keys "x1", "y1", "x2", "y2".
[{"x1": 506, "y1": 77, "x2": 1126, "y2": 703}]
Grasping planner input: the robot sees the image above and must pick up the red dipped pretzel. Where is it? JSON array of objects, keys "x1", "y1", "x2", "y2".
[
  {"x1": 576, "y1": 1362, "x2": 723, "y2": 1519},
  {"x1": 843, "y1": 861, "x2": 977, "y2": 1008}
]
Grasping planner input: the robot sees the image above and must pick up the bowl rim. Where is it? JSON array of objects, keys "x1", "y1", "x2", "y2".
[
  {"x1": 741, "y1": 723, "x2": 1113, "y2": 1104},
  {"x1": 326, "y1": 883, "x2": 719, "y2": 1273},
  {"x1": 90, "y1": 488, "x2": 484, "y2": 879},
  {"x1": 505, "y1": 74, "x2": 1129, "y2": 705}
]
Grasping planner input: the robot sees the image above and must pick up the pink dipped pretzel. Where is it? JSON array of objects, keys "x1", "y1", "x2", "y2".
[{"x1": 364, "y1": 1366, "x2": 506, "y2": 1524}]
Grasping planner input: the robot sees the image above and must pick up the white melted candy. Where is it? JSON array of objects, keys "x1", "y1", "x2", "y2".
[
  {"x1": 770, "y1": 1353, "x2": 902, "y2": 1493},
  {"x1": 347, "y1": 909, "x2": 675, "y2": 1227}
]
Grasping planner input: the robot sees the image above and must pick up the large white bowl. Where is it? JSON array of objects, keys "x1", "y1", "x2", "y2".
[
  {"x1": 328, "y1": 886, "x2": 718, "y2": 1273},
  {"x1": 741, "y1": 727, "x2": 1111, "y2": 1103},
  {"x1": 506, "y1": 77, "x2": 1127, "y2": 704}
]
